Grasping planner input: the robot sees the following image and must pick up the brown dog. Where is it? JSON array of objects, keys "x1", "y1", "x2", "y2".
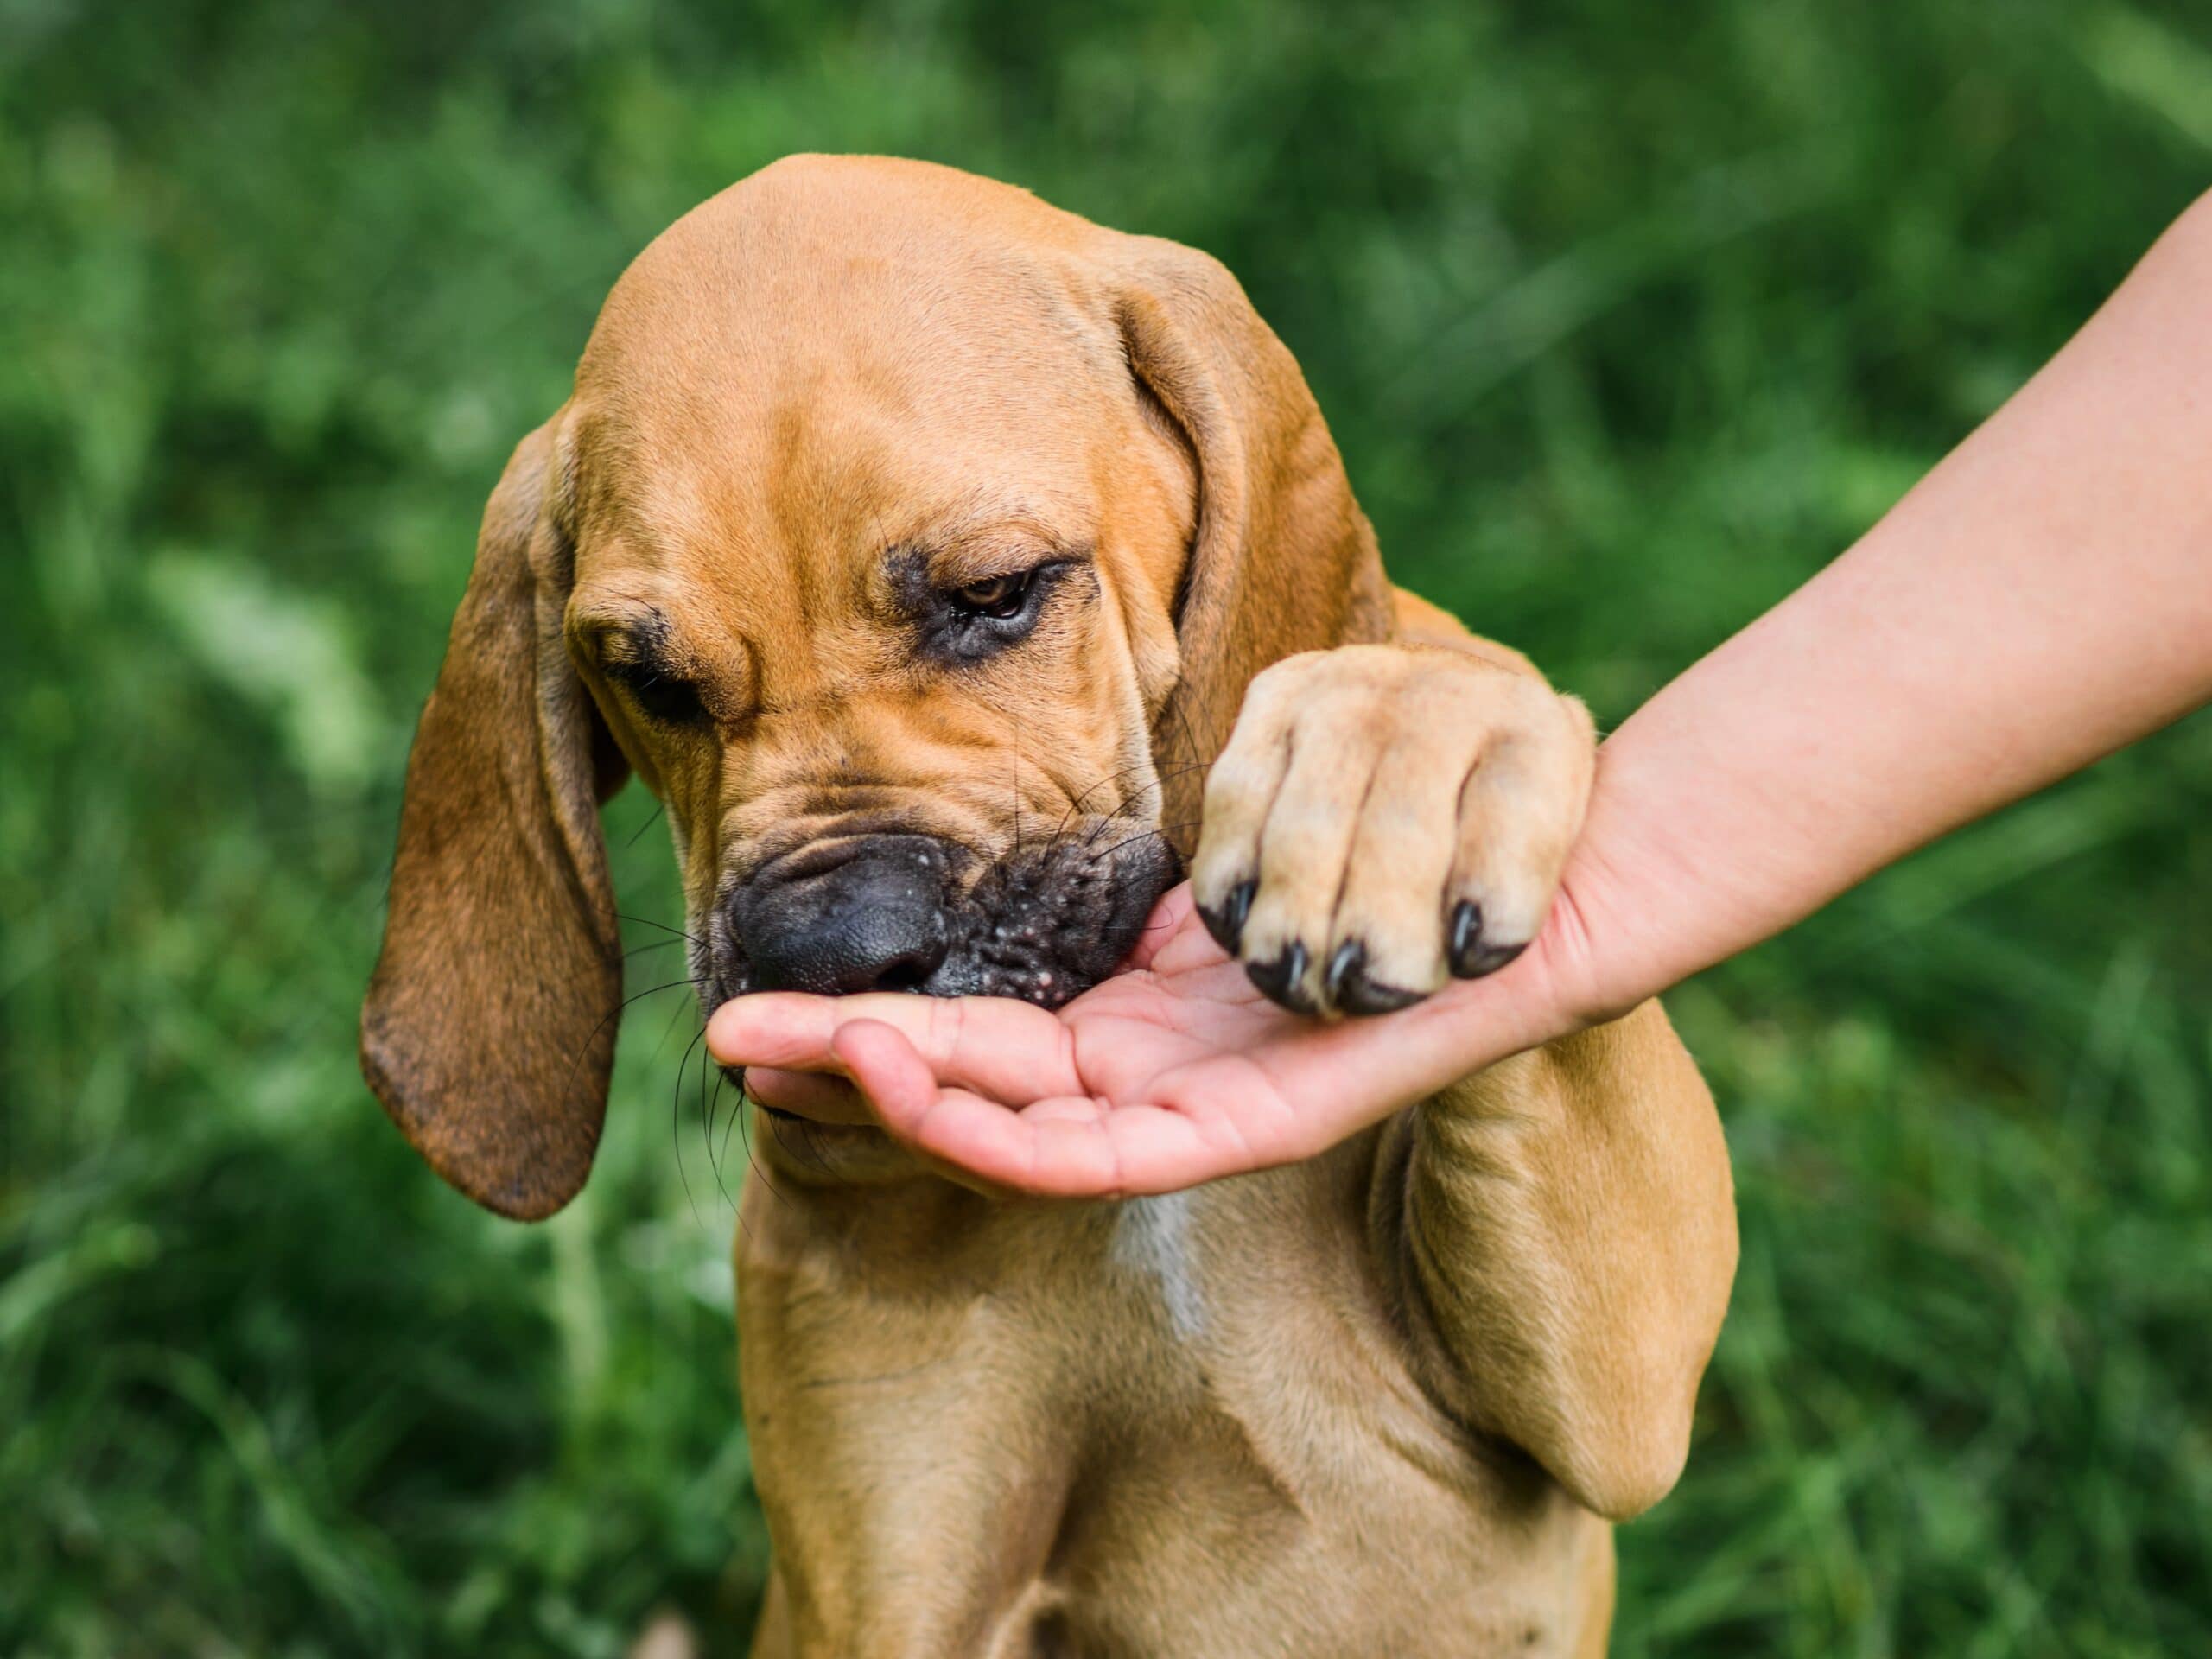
[{"x1": 363, "y1": 156, "x2": 1736, "y2": 1656}]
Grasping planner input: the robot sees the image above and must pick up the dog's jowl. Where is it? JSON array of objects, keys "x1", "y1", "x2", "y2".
[{"x1": 363, "y1": 155, "x2": 1736, "y2": 1658}]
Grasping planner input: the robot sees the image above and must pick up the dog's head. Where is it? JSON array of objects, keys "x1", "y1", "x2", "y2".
[{"x1": 362, "y1": 156, "x2": 1389, "y2": 1217}]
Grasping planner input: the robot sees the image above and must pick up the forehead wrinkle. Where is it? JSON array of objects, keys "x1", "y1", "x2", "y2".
[
  {"x1": 592, "y1": 219, "x2": 1109, "y2": 459},
  {"x1": 758, "y1": 399, "x2": 1085, "y2": 594},
  {"x1": 908, "y1": 487, "x2": 1085, "y2": 561}
]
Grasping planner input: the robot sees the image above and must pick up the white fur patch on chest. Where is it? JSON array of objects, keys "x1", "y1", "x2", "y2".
[{"x1": 1111, "y1": 1192, "x2": 1206, "y2": 1338}]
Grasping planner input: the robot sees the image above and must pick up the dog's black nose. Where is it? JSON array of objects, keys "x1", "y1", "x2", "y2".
[{"x1": 734, "y1": 835, "x2": 953, "y2": 995}]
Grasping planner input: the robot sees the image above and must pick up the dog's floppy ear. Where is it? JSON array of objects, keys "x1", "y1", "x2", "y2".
[
  {"x1": 1108, "y1": 236, "x2": 1393, "y2": 763},
  {"x1": 361, "y1": 416, "x2": 628, "y2": 1221}
]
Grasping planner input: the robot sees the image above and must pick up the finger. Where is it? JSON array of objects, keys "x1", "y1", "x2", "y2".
[
  {"x1": 745, "y1": 1065, "x2": 874, "y2": 1124},
  {"x1": 1120, "y1": 881, "x2": 1198, "y2": 972},
  {"x1": 825, "y1": 1019, "x2": 1131, "y2": 1196},
  {"x1": 914, "y1": 1098, "x2": 1127, "y2": 1197},
  {"x1": 823, "y1": 1017, "x2": 939, "y2": 1133},
  {"x1": 1084, "y1": 1102, "x2": 1251, "y2": 1194},
  {"x1": 823, "y1": 1020, "x2": 1109, "y2": 1195},
  {"x1": 880, "y1": 1079, "x2": 1263, "y2": 1204},
  {"x1": 708, "y1": 990, "x2": 1081, "y2": 1103},
  {"x1": 798, "y1": 1021, "x2": 1016, "y2": 1198}
]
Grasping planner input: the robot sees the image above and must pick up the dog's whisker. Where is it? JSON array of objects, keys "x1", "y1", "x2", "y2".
[
  {"x1": 1168, "y1": 694, "x2": 1217, "y2": 779},
  {"x1": 1092, "y1": 822, "x2": 1203, "y2": 863},
  {"x1": 1052, "y1": 750, "x2": 1212, "y2": 844},
  {"x1": 721, "y1": 1080, "x2": 745, "y2": 1173},
  {"x1": 743, "y1": 1121, "x2": 788, "y2": 1210},
  {"x1": 645, "y1": 982, "x2": 702, "y2": 1069},
  {"x1": 793, "y1": 1115, "x2": 829, "y2": 1173},
  {"x1": 671, "y1": 1021, "x2": 709, "y2": 1230},
  {"x1": 714, "y1": 1065, "x2": 744, "y2": 1194},
  {"x1": 618, "y1": 911, "x2": 707, "y2": 947},
  {"x1": 624, "y1": 801, "x2": 668, "y2": 849},
  {"x1": 560, "y1": 975, "x2": 709, "y2": 1109},
  {"x1": 704, "y1": 1040, "x2": 745, "y2": 1222},
  {"x1": 710, "y1": 1065, "x2": 734, "y2": 1185},
  {"x1": 1077, "y1": 766, "x2": 1211, "y2": 849},
  {"x1": 721, "y1": 1070, "x2": 791, "y2": 1212},
  {"x1": 1053, "y1": 759, "x2": 1214, "y2": 854},
  {"x1": 1049, "y1": 758, "x2": 1157, "y2": 845},
  {"x1": 700, "y1": 1014, "x2": 718, "y2": 1198},
  {"x1": 769, "y1": 1105, "x2": 835, "y2": 1175}
]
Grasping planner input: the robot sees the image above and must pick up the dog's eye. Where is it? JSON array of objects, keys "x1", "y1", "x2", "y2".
[
  {"x1": 910, "y1": 556, "x2": 1072, "y2": 663},
  {"x1": 949, "y1": 570, "x2": 1034, "y2": 620},
  {"x1": 607, "y1": 662, "x2": 706, "y2": 726}
]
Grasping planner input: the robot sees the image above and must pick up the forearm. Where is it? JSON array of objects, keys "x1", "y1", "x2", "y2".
[{"x1": 1557, "y1": 191, "x2": 2212, "y2": 1020}]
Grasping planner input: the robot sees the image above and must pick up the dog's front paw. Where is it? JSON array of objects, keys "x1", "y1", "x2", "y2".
[{"x1": 1192, "y1": 645, "x2": 1595, "y2": 1017}]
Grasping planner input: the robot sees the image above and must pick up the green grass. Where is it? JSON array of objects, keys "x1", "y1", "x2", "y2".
[{"x1": 4, "y1": 1, "x2": 2210, "y2": 1653}]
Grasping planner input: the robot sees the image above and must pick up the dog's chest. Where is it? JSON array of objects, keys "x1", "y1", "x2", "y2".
[
  {"x1": 734, "y1": 1166, "x2": 1592, "y2": 1656},
  {"x1": 1109, "y1": 1193, "x2": 1207, "y2": 1338}
]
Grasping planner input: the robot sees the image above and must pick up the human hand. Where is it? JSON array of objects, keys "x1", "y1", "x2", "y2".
[{"x1": 706, "y1": 880, "x2": 1590, "y2": 1196}]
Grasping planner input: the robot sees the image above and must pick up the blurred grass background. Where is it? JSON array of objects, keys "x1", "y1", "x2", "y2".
[{"x1": 4, "y1": 0, "x2": 2211, "y2": 1653}]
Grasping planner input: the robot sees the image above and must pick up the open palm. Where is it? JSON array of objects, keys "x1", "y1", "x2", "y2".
[{"x1": 707, "y1": 883, "x2": 1570, "y2": 1196}]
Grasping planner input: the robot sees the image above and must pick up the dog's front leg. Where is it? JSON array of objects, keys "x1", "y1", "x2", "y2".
[
  {"x1": 1192, "y1": 591, "x2": 1737, "y2": 1521},
  {"x1": 1369, "y1": 1000, "x2": 1737, "y2": 1519},
  {"x1": 734, "y1": 1183, "x2": 1084, "y2": 1659}
]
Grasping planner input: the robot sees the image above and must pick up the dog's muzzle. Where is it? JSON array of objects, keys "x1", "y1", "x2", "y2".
[{"x1": 714, "y1": 825, "x2": 1180, "y2": 1010}]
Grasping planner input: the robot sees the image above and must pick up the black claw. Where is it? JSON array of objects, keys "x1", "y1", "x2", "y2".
[
  {"x1": 1344, "y1": 980, "x2": 1427, "y2": 1014},
  {"x1": 1246, "y1": 940, "x2": 1317, "y2": 1014},
  {"x1": 1199, "y1": 877, "x2": 1258, "y2": 956},
  {"x1": 1463, "y1": 938, "x2": 1527, "y2": 977},
  {"x1": 1447, "y1": 900, "x2": 1484, "y2": 974},
  {"x1": 1448, "y1": 901, "x2": 1526, "y2": 979},
  {"x1": 1326, "y1": 939, "x2": 1426, "y2": 1016},
  {"x1": 1325, "y1": 940, "x2": 1363, "y2": 1001},
  {"x1": 1230, "y1": 878, "x2": 1255, "y2": 935}
]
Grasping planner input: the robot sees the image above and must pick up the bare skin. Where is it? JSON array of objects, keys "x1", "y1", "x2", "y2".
[{"x1": 710, "y1": 188, "x2": 2212, "y2": 1198}]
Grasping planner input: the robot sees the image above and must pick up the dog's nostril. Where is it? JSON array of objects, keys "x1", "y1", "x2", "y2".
[
  {"x1": 747, "y1": 907, "x2": 950, "y2": 996},
  {"x1": 871, "y1": 949, "x2": 942, "y2": 994}
]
